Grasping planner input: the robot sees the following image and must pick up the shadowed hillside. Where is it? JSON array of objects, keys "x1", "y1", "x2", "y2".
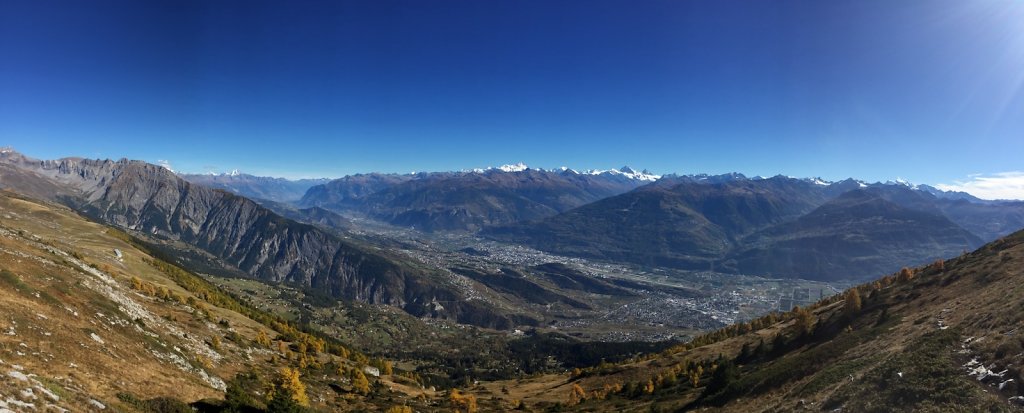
[{"x1": 488, "y1": 176, "x2": 1019, "y2": 282}]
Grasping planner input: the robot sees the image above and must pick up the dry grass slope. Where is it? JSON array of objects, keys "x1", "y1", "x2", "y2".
[
  {"x1": 0, "y1": 191, "x2": 438, "y2": 412},
  {"x1": 469, "y1": 229, "x2": 1024, "y2": 412}
]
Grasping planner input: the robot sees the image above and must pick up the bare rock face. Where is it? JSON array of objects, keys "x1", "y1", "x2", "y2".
[{"x1": 0, "y1": 151, "x2": 514, "y2": 328}]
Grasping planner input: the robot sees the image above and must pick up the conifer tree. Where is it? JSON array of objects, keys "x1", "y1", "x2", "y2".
[
  {"x1": 793, "y1": 306, "x2": 814, "y2": 336},
  {"x1": 898, "y1": 267, "x2": 914, "y2": 283},
  {"x1": 843, "y1": 288, "x2": 862, "y2": 319},
  {"x1": 568, "y1": 383, "x2": 586, "y2": 406},
  {"x1": 267, "y1": 367, "x2": 309, "y2": 411},
  {"x1": 351, "y1": 368, "x2": 371, "y2": 395}
]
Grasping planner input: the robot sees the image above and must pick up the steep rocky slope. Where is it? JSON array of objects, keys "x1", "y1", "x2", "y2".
[
  {"x1": 0, "y1": 194, "x2": 234, "y2": 410},
  {"x1": 0, "y1": 151, "x2": 512, "y2": 327}
]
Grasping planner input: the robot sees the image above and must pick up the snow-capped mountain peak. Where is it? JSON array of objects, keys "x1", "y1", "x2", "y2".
[
  {"x1": 884, "y1": 177, "x2": 919, "y2": 189},
  {"x1": 497, "y1": 162, "x2": 529, "y2": 172},
  {"x1": 582, "y1": 167, "x2": 660, "y2": 182},
  {"x1": 156, "y1": 160, "x2": 175, "y2": 173},
  {"x1": 468, "y1": 162, "x2": 660, "y2": 181},
  {"x1": 806, "y1": 177, "x2": 831, "y2": 186}
]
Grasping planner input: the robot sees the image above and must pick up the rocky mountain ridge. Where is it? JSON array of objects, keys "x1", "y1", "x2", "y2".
[
  {"x1": 0, "y1": 150, "x2": 514, "y2": 327},
  {"x1": 299, "y1": 166, "x2": 657, "y2": 231}
]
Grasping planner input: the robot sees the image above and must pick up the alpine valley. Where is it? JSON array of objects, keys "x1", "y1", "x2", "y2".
[{"x1": 1, "y1": 149, "x2": 1023, "y2": 412}]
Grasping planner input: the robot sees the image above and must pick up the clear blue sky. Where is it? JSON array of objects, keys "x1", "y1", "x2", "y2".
[{"x1": 1, "y1": 1, "x2": 1022, "y2": 193}]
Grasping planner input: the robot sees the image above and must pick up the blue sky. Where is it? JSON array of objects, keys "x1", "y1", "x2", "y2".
[{"x1": 1, "y1": 1, "x2": 1022, "y2": 197}]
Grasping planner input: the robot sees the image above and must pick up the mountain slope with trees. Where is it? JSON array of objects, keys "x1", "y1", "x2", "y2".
[
  {"x1": 488, "y1": 177, "x2": 1020, "y2": 281},
  {"x1": 469, "y1": 228, "x2": 1024, "y2": 412}
]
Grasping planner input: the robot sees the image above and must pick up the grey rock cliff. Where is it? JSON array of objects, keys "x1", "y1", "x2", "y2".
[{"x1": 0, "y1": 151, "x2": 515, "y2": 328}]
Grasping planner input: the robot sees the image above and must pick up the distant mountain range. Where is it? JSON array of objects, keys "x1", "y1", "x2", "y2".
[
  {"x1": 4, "y1": 149, "x2": 1022, "y2": 285},
  {"x1": 164, "y1": 161, "x2": 1024, "y2": 282},
  {"x1": 179, "y1": 171, "x2": 329, "y2": 203},
  {"x1": 298, "y1": 165, "x2": 660, "y2": 232},
  {"x1": 487, "y1": 174, "x2": 1024, "y2": 281}
]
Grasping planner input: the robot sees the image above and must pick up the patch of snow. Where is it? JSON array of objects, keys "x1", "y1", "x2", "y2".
[
  {"x1": 156, "y1": 160, "x2": 175, "y2": 173},
  {"x1": 498, "y1": 162, "x2": 528, "y2": 172},
  {"x1": 89, "y1": 333, "x2": 104, "y2": 345},
  {"x1": 584, "y1": 167, "x2": 660, "y2": 181},
  {"x1": 884, "y1": 177, "x2": 921, "y2": 190},
  {"x1": 88, "y1": 399, "x2": 106, "y2": 410}
]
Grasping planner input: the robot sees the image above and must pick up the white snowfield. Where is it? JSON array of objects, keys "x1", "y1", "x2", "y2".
[{"x1": 469, "y1": 163, "x2": 663, "y2": 182}]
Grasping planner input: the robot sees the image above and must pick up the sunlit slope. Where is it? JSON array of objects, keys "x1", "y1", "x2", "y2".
[
  {"x1": 479, "y1": 228, "x2": 1024, "y2": 412},
  {"x1": 0, "y1": 191, "x2": 426, "y2": 412},
  {"x1": 0, "y1": 191, "x2": 241, "y2": 408}
]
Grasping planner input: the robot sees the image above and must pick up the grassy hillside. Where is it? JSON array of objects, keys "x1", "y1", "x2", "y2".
[
  {"x1": 4, "y1": 185, "x2": 1022, "y2": 412},
  {"x1": 0, "y1": 190, "x2": 677, "y2": 412},
  {"x1": 0, "y1": 191, "x2": 436, "y2": 412},
  {"x1": 468, "y1": 228, "x2": 1024, "y2": 412}
]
